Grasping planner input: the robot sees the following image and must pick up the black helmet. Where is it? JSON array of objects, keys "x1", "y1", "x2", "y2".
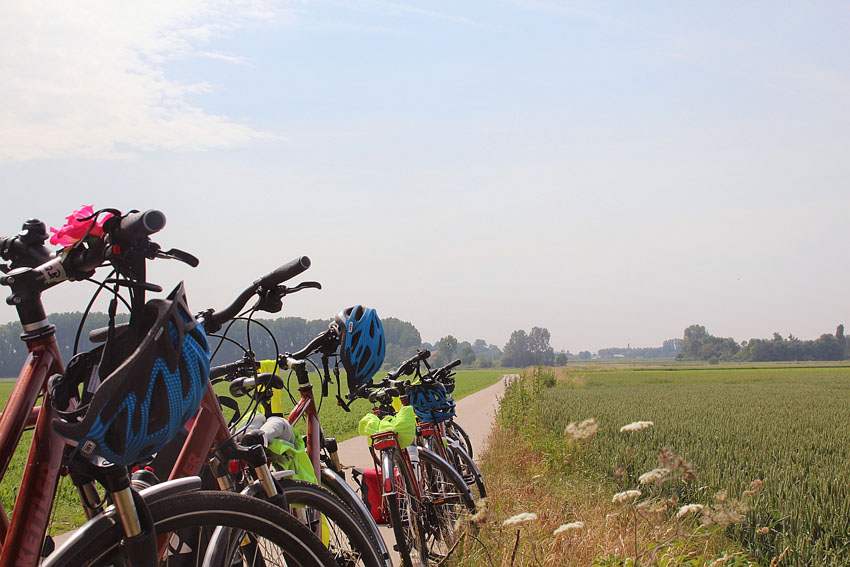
[{"x1": 51, "y1": 283, "x2": 209, "y2": 465}]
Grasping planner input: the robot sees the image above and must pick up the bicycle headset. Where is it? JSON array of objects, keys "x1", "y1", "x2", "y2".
[
  {"x1": 409, "y1": 381, "x2": 456, "y2": 424},
  {"x1": 50, "y1": 282, "x2": 210, "y2": 465},
  {"x1": 336, "y1": 305, "x2": 386, "y2": 392}
]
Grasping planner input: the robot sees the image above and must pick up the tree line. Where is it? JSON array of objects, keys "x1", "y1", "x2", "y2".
[
  {"x1": 678, "y1": 323, "x2": 850, "y2": 363},
  {"x1": 0, "y1": 312, "x2": 508, "y2": 376}
]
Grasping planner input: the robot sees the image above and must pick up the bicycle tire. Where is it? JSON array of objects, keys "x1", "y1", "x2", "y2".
[
  {"x1": 320, "y1": 467, "x2": 393, "y2": 567},
  {"x1": 445, "y1": 442, "x2": 487, "y2": 500},
  {"x1": 418, "y1": 448, "x2": 476, "y2": 563},
  {"x1": 445, "y1": 420, "x2": 473, "y2": 459},
  {"x1": 382, "y1": 448, "x2": 428, "y2": 567},
  {"x1": 45, "y1": 490, "x2": 335, "y2": 567},
  {"x1": 244, "y1": 475, "x2": 385, "y2": 567}
]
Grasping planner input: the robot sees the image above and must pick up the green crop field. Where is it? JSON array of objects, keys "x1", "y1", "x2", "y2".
[
  {"x1": 0, "y1": 368, "x2": 506, "y2": 534},
  {"x1": 497, "y1": 365, "x2": 850, "y2": 566}
]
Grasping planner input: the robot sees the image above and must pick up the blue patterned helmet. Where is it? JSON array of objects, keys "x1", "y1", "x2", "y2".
[
  {"x1": 336, "y1": 305, "x2": 385, "y2": 392},
  {"x1": 410, "y1": 381, "x2": 456, "y2": 424},
  {"x1": 51, "y1": 283, "x2": 209, "y2": 465}
]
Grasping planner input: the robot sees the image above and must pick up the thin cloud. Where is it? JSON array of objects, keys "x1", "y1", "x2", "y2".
[
  {"x1": 0, "y1": 0, "x2": 282, "y2": 161},
  {"x1": 353, "y1": 0, "x2": 502, "y2": 31}
]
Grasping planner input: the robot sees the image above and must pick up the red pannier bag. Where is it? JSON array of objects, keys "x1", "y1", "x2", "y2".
[{"x1": 353, "y1": 467, "x2": 386, "y2": 523}]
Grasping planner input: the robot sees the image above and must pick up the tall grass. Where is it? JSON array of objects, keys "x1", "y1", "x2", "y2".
[{"x1": 467, "y1": 366, "x2": 850, "y2": 566}]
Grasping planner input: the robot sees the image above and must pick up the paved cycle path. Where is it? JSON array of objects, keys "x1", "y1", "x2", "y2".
[{"x1": 336, "y1": 373, "x2": 514, "y2": 566}]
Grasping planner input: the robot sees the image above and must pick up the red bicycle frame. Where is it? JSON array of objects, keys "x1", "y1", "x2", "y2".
[
  {"x1": 368, "y1": 431, "x2": 423, "y2": 504},
  {"x1": 285, "y1": 378, "x2": 323, "y2": 484},
  {"x1": 0, "y1": 332, "x2": 67, "y2": 567},
  {"x1": 416, "y1": 421, "x2": 449, "y2": 461}
]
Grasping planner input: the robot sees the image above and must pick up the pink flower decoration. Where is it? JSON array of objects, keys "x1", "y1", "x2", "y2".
[{"x1": 49, "y1": 205, "x2": 113, "y2": 247}]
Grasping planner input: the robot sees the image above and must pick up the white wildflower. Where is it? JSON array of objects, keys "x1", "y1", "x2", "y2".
[
  {"x1": 638, "y1": 468, "x2": 670, "y2": 484},
  {"x1": 553, "y1": 521, "x2": 584, "y2": 535},
  {"x1": 502, "y1": 512, "x2": 538, "y2": 527},
  {"x1": 565, "y1": 418, "x2": 598, "y2": 440},
  {"x1": 612, "y1": 490, "x2": 642, "y2": 503},
  {"x1": 619, "y1": 421, "x2": 654, "y2": 433},
  {"x1": 676, "y1": 504, "x2": 704, "y2": 518}
]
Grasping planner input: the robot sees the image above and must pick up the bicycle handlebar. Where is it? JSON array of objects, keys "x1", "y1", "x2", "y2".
[
  {"x1": 229, "y1": 373, "x2": 285, "y2": 397},
  {"x1": 254, "y1": 256, "x2": 311, "y2": 289},
  {"x1": 200, "y1": 256, "x2": 311, "y2": 331},
  {"x1": 386, "y1": 349, "x2": 430, "y2": 380},
  {"x1": 288, "y1": 327, "x2": 338, "y2": 360},
  {"x1": 109, "y1": 209, "x2": 166, "y2": 242}
]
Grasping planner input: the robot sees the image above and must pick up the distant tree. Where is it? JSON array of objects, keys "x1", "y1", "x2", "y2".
[
  {"x1": 578, "y1": 351, "x2": 592, "y2": 360},
  {"x1": 813, "y1": 333, "x2": 844, "y2": 361},
  {"x1": 382, "y1": 318, "x2": 422, "y2": 350},
  {"x1": 501, "y1": 330, "x2": 529, "y2": 367},
  {"x1": 555, "y1": 352, "x2": 568, "y2": 366},
  {"x1": 459, "y1": 345, "x2": 476, "y2": 366},
  {"x1": 681, "y1": 324, "x2": 707, "y2": 359},
  {"x1": 433, "y1": 335, "x2": 458, "y2": 365},
  {"x1": 476, "y1": 356, "x2": 493, "y2": 368},
  {"x1": 471, "y1": 339, "x2": 502, "y2": 362},
  {"x1": 528, "y1": 327, "x2": 555, "y2": 365},
  {"x1": 836, "y1": 324, "x2": 846, "y2": 358}
]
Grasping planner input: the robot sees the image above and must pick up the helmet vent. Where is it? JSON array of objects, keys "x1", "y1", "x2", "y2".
[
  {"x1": 105, "y1": 408, "x2": 128, "y2": 455},
  {"x1": 148, "y1": 373, "x2": 170, "y2": 433}
]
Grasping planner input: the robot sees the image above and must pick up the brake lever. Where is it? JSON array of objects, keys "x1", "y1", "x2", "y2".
[
  {"x1": 276, "y1": 281, "x2": 322, "y2": 297},
  {"x1": 103, "y1": 278, "x2": 163, "y2": 293},
  {"x1": 156, "y1": 248, "x2": 200, "y2": 267}
]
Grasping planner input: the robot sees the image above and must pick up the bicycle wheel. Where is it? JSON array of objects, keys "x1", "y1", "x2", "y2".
[
  {"x1": 244, "y1": 475, "x2": 385, "y2": 567},
  {"x1": 382, "y1": 448, "x2": 428, "y2": 567},
  {"x1": 418, "y1": 448, "x2": 476, "y2": 563},
  {"x1": 445, "y1": 442, "x2": 487, "y2": 500},
  {"x1": 45, "y1": 490, "x2": 335, "y2": 567},
  {"x1": 445, "y1": 420, "x2": 473, "y2": 459}
]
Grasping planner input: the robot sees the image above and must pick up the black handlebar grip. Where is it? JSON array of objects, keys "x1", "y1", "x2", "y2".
[
  {"x1": 209, "y1": 360, "x2": 244, "y2": 380},
  {"x1": 256, "y1": 256, "x2": 311, "y2": 288},
  {"x1": 117, "y1": 210, "x2": 166, "y2": 240},
  {"x1": 229, "y1": 377, "x2": 250, "y2": 397},
  {"x1": 255, "y1": 372, "x2": 285, "y2": 390},
  {"x1": 447, "y1": 359, "x2": 461, "y2": 370},
  {"x1": 89, "y1": 321, "x2": 130, "y2": 344}
]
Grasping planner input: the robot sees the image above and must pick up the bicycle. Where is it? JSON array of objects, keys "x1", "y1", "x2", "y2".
[
  {"x1": 0, "y1": 208, "x2": 333, "y2": 566},
  {"x1": 217, "y1": 348, "x2": 391, "y2": 566},
  {"x1": 105, "y1": 263, "x2": 385, "y2": 566},
  {"x1": 407, "y1": 356, "x2": 487, "y2": 502},
  {"x1": 427, "y1": 360, "x2": 475, "y2": 459},
  {"x1": 352, "y1": 366, "x2": 476, "y2": 567}
]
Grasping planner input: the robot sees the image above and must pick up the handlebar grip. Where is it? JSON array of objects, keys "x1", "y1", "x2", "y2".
[
  {"x1": 210, "y1": 360, "x2": 245, "y2": 380},
  {"x1": 229, "y1": 377, "x2": 253, "y2": 397},
  {"x1": 288, "y1": 328, "x2": 337, "y2": 360},
  {"x1": 116, "y1": 210, "x2": 166, "y2": 240},
  {"x1": 447, "y1": 359, "x2": 461, "y2": 370},
  {"x1": 255, "y1": 256, "x2": 310, "y2": 288},
  {"x1": 89, "y1": 321, "x2": 130, "y2": 344}
]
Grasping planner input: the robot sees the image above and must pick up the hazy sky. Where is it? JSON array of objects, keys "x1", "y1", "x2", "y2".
[{"x1": 2, "y1": 1, "x2": 849, "y2": 352}]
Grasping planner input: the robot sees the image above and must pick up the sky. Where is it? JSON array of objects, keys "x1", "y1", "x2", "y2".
[{"x1": 2, "y1": 1, "x2": 849, "y2": 352}]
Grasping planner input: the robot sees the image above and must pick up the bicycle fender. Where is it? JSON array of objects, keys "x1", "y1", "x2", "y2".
[
  {"x1": 44, "y1": 477, "x2": 203, "y2": 566},
  {"x1": 417, "y1": 447, "x2": 476, "y2": 507},
  {"x1": 321, "y1": 467, "x2": 392, "y2": 567}
]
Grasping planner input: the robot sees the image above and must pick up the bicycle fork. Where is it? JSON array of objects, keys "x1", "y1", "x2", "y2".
[{"x1": 67, "y1": 456, "x2": 157, "y2": 565}]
